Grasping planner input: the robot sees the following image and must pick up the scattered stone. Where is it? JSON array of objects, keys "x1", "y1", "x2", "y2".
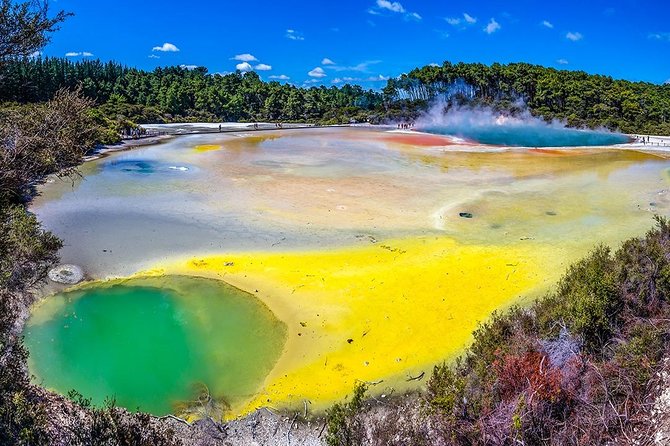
[
  {"x1": 48, "y1": 264, "x2": 84, "y2": 284},
  {"x1": 546, "y1": 211, "x2": 557, "y2": 216},
  {"x1": 347, "y1": 338, "x2": 354, "y2": 344},
  {"x1": 459, "y1": 212, "x2": 473, "y2": 219}
]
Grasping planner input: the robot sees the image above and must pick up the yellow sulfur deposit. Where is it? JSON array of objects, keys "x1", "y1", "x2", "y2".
[
  {"x1": 193, "y1": 144, "x2": 223, "y2": 152},
  {"x1": 145, "y1": 236, "x2": 572, "y2": 416}
]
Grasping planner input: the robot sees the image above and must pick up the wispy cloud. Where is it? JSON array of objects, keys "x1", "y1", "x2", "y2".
[
  {"x1": 434, "y1": 29, "x2": 450, "y2": 39},
  {"x1": 236, "y1": 62, "x2": 253, "y2": 72},
  {"x1": 557, "y1": 59, "x2": 569, "y2": 65},
  {"x1": 428, "y1": 62, "x2": 440, "y2": 67},
  {"x1": 308, "y1": 67, "x2": 327, "y2": 78},
  {"x1": 232, "y1": 53, "x2": 257, "y2": 62},
  {"x1": 541, "y1": 20, "x2": 554, "y2": 29},
  {"x1": 332, "y1": 74, "x2": 389, "y2": 84},
  {"x1": 649, "y1": 32, "x2": 670, "y2": 41},
  {"x1": 445, "y1": 12, "x2": 477, "y2": 27},
  {"x1": 286, "y1": 29, "x2": 305, "y2": 41},
  {"x1": 407, "y1": 12, "x2": 422, "y2": 20},
  {"x1": 180, "y1": 64, "x2": 198, "y2": 70},
  {"x1": 566, "y1": 31, "x2": 583, "y2": 41},
  {"x1": 255, "y1": 63, "x2": 272, "y2": 71},
  {"x1": 148, "y1": 54, "x2": 160, "y2": 59},
  {"x1": 270, "y1": 74, "x2": 290, "y2": 80},
  {"x1": 325, "y1": 60, "x2": 382, "y2": 73},
  {"x1": 65, "y1": 51, "x2": 94, "y2": 57},
  {"x1": 152, "y1": 43, "x2": 179, "y2": 52},
  {"x1": 484, "y1": 18, "x2": 501, "y2": 34},
  {"x1": 322, "y1": 58, "x2": 336, "y2": 65}
]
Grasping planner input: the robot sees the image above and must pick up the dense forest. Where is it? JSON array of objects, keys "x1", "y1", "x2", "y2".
[
  {"x1": 1, "y1": 57, "x2": 670, "y2": 140},
  {"x1": 385, "y1": 62, "x2": 670, "y2": 135}
]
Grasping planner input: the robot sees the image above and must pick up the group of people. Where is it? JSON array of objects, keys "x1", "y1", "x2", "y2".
[
  {"x1": 397, "y1": 122, "x2": 415, "y2": 129},
  {"x1": 635, "y1": 135, "x2": 667, "y2": 146},
  {"x1": 217, "y1": 122, "x2": 284, "y2": 132}
]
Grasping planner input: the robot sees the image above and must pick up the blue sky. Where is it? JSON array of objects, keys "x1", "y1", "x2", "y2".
[{"x1": 44, "y1": 0, "x2": 670, "y2": 88}]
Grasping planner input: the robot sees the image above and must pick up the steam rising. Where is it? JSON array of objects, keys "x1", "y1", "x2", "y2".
[{"x1": 415, "y1": 92, "x2": 629, "y2": 148}]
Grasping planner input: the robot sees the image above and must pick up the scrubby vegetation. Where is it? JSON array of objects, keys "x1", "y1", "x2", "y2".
[{"x1": 326, "y1": 217, "x2": 670, "y2": 445}]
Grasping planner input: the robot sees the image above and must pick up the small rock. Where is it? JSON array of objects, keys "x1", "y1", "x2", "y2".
[
  {"x1": 48, "y1": 264, "x2": 84, "y2": 284},
  {"x1": 459, "y1": 212, "x2": 473, "y2": 219}
]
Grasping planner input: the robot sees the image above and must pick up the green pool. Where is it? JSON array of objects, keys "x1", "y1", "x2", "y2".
[{"x1": 24, "y1": 276, "x2": 287, "y2": 416}]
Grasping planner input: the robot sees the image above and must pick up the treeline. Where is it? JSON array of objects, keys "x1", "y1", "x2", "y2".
[
  {"x1": 2, "y1": 58, "x2": 670, "y2": 137},
  {"x1": 0, "y1": 57, "x2": 383, "y2": 126},
  {"x1": 384, "y1": 61, "x2": 670, "y2": 134},
  {"x1": 327, "y1": 218, "x2": 670, "y2": 445}
]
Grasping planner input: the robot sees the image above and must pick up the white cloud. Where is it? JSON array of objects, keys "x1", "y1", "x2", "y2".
[
  {"x1": 376, "y1": 0, "x2": 405, "y2": 13},
  {"x1": 367, "y1": 74, "x2": 389, "y2": 81},
  {"x1": 180, "y1": 64, "x2": 198, "y2": 70},
  {"x1": 557, "y1": 59, "x2": 569, "y2": 65},
  {"x1": 446, "y1": 13, "x2": 476, "y2": 26},
  {"x1": 270, "y1": 74, "x2": 290, "y2": 80},
  {"x1": 322, "y1": 58, "x2": 336, "y2": 65},
  {"x1": 542, "y1": 20, "x2": 554, "y2": 29},
  {"x1": 308, "y1": 67, "x2": 327, "y2": 78},
  {"x1": 29, "y1": 51, "x2": 42, "y2": 58},
  {"x1": 255, "y1": 63, "x2": 272, "y2": 71},
  {"x1": 152, "y1": 42, "x2": 179, "y2": 52},
  {"x1": 236, "y1": 62, "x2": 253, "y2": 72},
  {"x1": 326, "y1": 60, "x2": 382, "y2": 73},
  {"x1": 65, "y1": 51, "x2": 94, "y2": 57},
  {"x1": 148, "y1": 54, "x2": 160, "y2": 59},
  {"x1": 484, "y1": 18, "x2": 501, "y2": 34},
  {"x1": 232, "y1": 53, "x2": 257, "y2": 62},
  {"x1": 371, "y1": 0, "x2": 420, "y2": 20},
  {"x1": 566, "y1": 31, "x2": 583, "y2": 41},
  {"x1": 286, "y1": 29, "x2": 305, "y2": 40},
  {"x1": 428, "y1": 62, "x2": 439, "y2": 67}
]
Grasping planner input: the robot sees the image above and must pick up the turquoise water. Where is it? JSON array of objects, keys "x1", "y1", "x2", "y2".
[
  {"x1": 421, "y1": 124, "x2": 630, "y2": 147},
  {"x1": 24, "y1": 276, "x2": 287, "y2": 416}
]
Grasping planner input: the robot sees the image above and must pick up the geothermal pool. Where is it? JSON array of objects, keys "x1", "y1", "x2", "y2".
[
  {"x1": 25, "y1": 276, "x2": 286, "y2": 416},
  {"x1": 26, "y1": 126, "x2": 670, "y2": 418}
]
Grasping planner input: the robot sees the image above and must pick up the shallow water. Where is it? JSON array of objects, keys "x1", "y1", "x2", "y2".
[
  {"x1": 25, "y1": 276, "x2": 286, "y2": 415},
  {"x1": 420, "y1": 124, "x2": 630, "y2": 147},
  {"x1": 28, "y1": 126, "x2": 670, "y2": 416}
]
